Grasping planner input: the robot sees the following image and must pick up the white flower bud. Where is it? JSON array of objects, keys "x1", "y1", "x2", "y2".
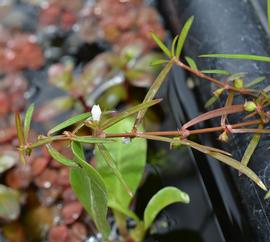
[{"x1": 91, "y1": 105, "x2": 102, "y2": 121}]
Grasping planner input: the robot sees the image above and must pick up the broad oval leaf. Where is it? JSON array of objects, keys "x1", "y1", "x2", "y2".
[
  {"x1": 176, "y1": 16, "x2": 194, "y2": 58},
  {"x1": 70, "y1": 142, "x2": 110, "y2": 238},
  {"x1": 0, "y1": 185, "x2": 21, "y2": 221},
  {"x1": 96, "y1": 118, "x2": 147, "y2": 210},
  {"x1": 46, "y1": 144, "x2": 77, "y2": 167},
  {"x1": 144, "y1": 187, "x2": 189, "y2": 230},
  {"x1": 24, "y1": 104, "x2": 35, "y2": 142},
  {"x1": 48, "y1": 112, "x2": 91, "y2": 135}
]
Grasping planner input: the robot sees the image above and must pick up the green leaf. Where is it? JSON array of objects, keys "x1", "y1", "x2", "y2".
[
  {"x1": 151, "y1": 33, "x2": 171, "y2": 58},
  {"x1": 144, "y1": 187, "x2": 189, "y2": 230},
  {"x1": 204, "y1": 95, "x2": 219, "y2": 108},
  {"x1": 201, "y1": 69, "x2": 230, "y2": 75},
  {"x1": 268, "y1": 0, "x2": 270, "y2": 29},
  {"x1": 96, "y1": 118, "x2": 147, "y2": 210},
  {"x1": 48, "y1": 112, "x2": 91, "y2": 135},
  {"x1": 208, "y1": 152, "x2": 266, "y2": 191},
  {"x1": 176, "y1": 16, "x2": 194, "y2": 58},
  {"x1": 0, "y1": 151, "x2": 18, "y2": 174},
  {"x1": 97, "y1": 144, "x2": 133, "y2": 197},
  {"x1": 133, "y1": 61, "x2": 173, "y2": 130},
  {"x1": 151, "y1": 59, "x2": 168, "y2": 66},
  {"x1": 24, "y1": 104, "x2": 34, "y2": 142},
  {"x1": 70, "y1": 142, "x2": 110, "y2": 238},
  {"x1": 227, "y1": 72, "x2": 247, "y2": 81},
  {"x1": 185, "y1": 56, "x2": 198, "y2": 70},
  {"x1": 109, "y1": 200, "x2": 140, "y2": 223},
  {"x1": 0, "y1": 185, "x2": 21, "y2": 221},
  {"x1": 71, "y1": 136, "x2": 116, "y2": 144},
  {"x1": 46, "y1": 144, "x2": 78, "y2": 167},
  {"x1": 265, "y1": 189, "x2": 270, "y2": 199},
  {"x1": 15, "y1": 113, "x2": 26, "y2": 164},
  {"x1": 245, "y1": 76, "x2": 266, "y2": 88},
  {"x1": 101, "y1": 99, "x2": 161, "y2": 129},
  {"x1": 171, "y1": 35, "x2": 179, "y2": 57},
  {"x1": 200, "y1": 54, "x2": 270, "y2": 62},
  {"x1": 240, "y1": 125, "x2": 262, "y2": 167}
]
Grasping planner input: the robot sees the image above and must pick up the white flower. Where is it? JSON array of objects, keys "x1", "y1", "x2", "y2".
[{"x1": 91, "y1": 105, "x2": 102, "y2": 122}]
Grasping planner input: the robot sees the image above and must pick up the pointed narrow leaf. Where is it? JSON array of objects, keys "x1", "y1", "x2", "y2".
[
  {"x1": 24, "y1": 104, "x2": 34, "y2": 141},
  {"x1": 48, "y1": 112, "x2": 91, "y2": 135},
  {"x1": 200, "y1": 54, "x2": 270, "y2": 62},
  {"x1": 15, "y1": 113, "x2": 26, "y2": 163},
  {"x1": 176, "y1": 16, "x2": 194, "y2": 58},
  {"x1": 245, "y1": 76, "x2": 266, "y2": 88},
  {"x1": 201, "y1": 69, "x2": 230, "y2": 75},
  {"x1": 208, "y1": 152, "x2": 266, "y2": 191},
  {"x1": 265, "y1": 189, "x2": 270, "y2": 199},
  {"x1": 185, "y1": 56, "x2": 198, "y2": 70},
  {"x1": 70, "y1": 142, "x2": 110, "y2": 238},
  {"x1": 71, "y1": 136, "x2": 116, "y2": 144},
  {"x1": 144, "y1": 187, "x2": 189, "y2": 230},
  {"x1": 171, "y1": 35, "x2": 179, "y2": 57},
  {"x1": 97, "y1": 144, "x2": 133, "y2": 197},
  {"x1": 96, "y1": 118, "x2": 147, "y2": 210},
  {"x1": 240, "y1": 130, "x2": 261, "y2": 167},
  {"x1": 268, "y1": 0, "x2": 270, "y2": 29},
  {"x1": 15, "y1": 113, "x2": 24, "y2": 146},
  {"x1": 227, "y1": 72, "x2": 247, "y2": 81},
  {"x1": 46, "y1": 144, "x2": 77, "y2": 167},
  {"x1": 204, "y1": 95, "x2": 219, "y2": 108},
  {"x1": 134, "y1": 61, "x2": 173, "y2": 130},
  {"x1": 151, "y1": 33, "x2": 171, "y2": 58},
  {"x1": 182, "y1": 104, "x2": 244, "y2": 130},
  {"x1": 101, "y1": 99, "x2": 161, "y2": 129},
  {"x1": 151, "y1": 59, "x2": 168, "y2": 66}
]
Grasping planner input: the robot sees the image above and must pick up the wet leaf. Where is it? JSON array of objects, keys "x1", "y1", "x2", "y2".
[
  {"x1": 144, "y1": 187, "x2": 189, "y2": 230},
  {"x1": 134, "y1": 61, "x2": 173, "y2": 130},
  {"x1": 46, "y1": 144, "x2": 77, "y2": 167},
  {"x1": 24, "y1": 103, "x2": 34, "y2": 142},
  {"x1": 48, "y1": 112, "x2": 91, "y2": 135},
  {"x1": 200, "y1": 54, "x2": 270, "y2": 62},
  {"x1": 70, "y1": 142, "x2": 110, "y2": 238},
  {"x1": 185, "y1": 56, "x2": 198, "y2": 70},
  {"x1": 201, "y1": 69, "x2": 230, "y2": 75},
  {"x1": 96, "y1": 118, "x2": 147, "y2": 210},
  {"x1": 101, "y1": 99, "x2": 161, "y2": 129},
  {"x1": 176, "y1": 16, "x2": 194, "y2": 58},
  {"x1": 151, "y1": 33, "x2": 171, "y2": 58},
  {"x1": 0, "y1": 185, "x2": 21, "y2": 221}
]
